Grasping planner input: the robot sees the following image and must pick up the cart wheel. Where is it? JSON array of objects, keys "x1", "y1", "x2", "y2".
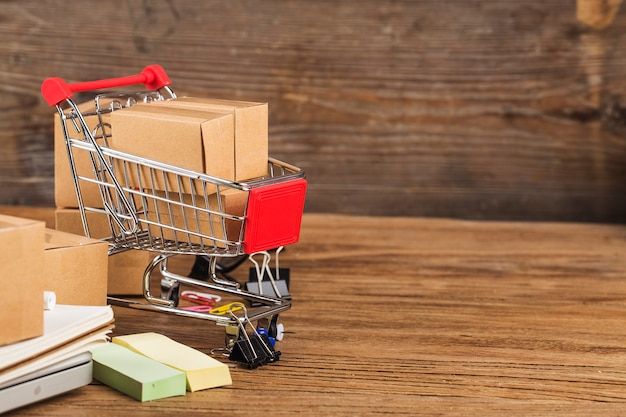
[
  {"x1": 267, "y1": 315, "x2": 285, "y2": 341},
  {"x1": 224, "y1": 324, "x2": 239, "y2": 352},
  {"x1": 160, "y1": 277, "x2": 180, "y2": 307}
]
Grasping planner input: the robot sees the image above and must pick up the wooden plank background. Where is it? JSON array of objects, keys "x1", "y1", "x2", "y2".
[{"x1": 0, "y1": 0, "x2": 625, "y2": 221}]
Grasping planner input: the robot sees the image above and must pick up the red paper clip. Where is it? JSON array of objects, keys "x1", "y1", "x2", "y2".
[{"x1": 180, "y1": 290, "x2": 221, "y2": 307}]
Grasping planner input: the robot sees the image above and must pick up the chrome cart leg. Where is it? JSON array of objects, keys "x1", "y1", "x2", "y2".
[{"x1": 141, "y1": 253, "x2": 177, "y2": 307}]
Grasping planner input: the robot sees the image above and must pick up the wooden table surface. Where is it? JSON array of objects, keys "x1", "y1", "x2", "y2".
[{"x1": 4, "y1": 207, "x2": 626, "y2": 416}]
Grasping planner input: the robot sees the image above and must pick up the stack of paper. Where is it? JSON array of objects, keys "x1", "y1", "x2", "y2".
[{"x1": 0, "y1": 304, "x2": 114, "y2": 413}]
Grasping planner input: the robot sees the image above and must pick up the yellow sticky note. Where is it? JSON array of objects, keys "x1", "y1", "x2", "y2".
[{"x1": 112, "y1": 332, "x2": 232, "y2": 392}]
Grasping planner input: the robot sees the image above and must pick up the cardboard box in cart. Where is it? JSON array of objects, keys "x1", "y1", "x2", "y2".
[
  {"x1": 150, "y1": 97, "x2": 269, "y2": 182},
  {"x1": 110, "y1": 106, "x2": 236, "y2": 194},
  {"x1": 143, "y1": 188, "x2": 248, "y2": 248},
  {"x1": 0, "y1": 215, "x2": 46, "y2": 346},
  {"x1": 56, "y1": 97, "x2": 268, "y2": 207}
]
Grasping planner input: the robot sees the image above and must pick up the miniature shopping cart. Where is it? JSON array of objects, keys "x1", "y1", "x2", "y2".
[{"x1": 41, "y1": 65, "x2": 306, "y2": 368}]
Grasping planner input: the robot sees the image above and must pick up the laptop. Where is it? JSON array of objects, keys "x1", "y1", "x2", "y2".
[{"x1": 0, "y1": 352, "x2": 93, "y2": 414}]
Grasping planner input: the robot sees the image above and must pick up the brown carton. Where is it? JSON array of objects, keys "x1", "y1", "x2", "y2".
[
  {"x1": 44, "y1": 229, "x2": 109, "y2": 306},
  {"x1": 0, "y1": 214, "x2": 46, "y2": 346},
  {"x1": 103, "y1": 249, "x2": 155, "y2": 295},
  {"x1": 55, "y1": 209, "x2": 155, "y2": 295},
  {"x1": 143, "y1": 188, "x2": 248, "y2": 247},
  {"x1": 152, "y1": 97, "x2": 269, "y2": 182},
  {"x1": 54, "y1": 102, "x2": 110, "y2": 208},
  {"x1": 109, "y1": 105, "x2": 235, "y2": 194}
]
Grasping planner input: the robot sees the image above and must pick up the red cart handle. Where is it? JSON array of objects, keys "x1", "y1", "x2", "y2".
[{"x1": 41, "y1": 64, "x2": 171, "y2": 106}]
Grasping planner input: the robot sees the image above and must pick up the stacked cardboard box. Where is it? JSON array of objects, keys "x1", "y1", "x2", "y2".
[
  {"x1": 0, "y1": 214, "x2": 110, "y2": 347},
  {"x1": 53, "y1": 101, "x2": 149, "y2": 296},
  {"x1": 43, "y1": 228, "x2": 109, "y2": 305},
  {"x1": 54, "y1": 209, "x2": 154, "y2": 295},
  {"x1": 54, "y1": 102, "x2": 111, "y2": 209},
  {"x1": 0, "y1": 215, "x2": 46, "y2": 346}
]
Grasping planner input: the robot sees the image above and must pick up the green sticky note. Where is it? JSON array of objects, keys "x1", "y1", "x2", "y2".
[
  {"x1": 90, "y1": 343, "x2": 186, "y2": 402},
  {"x1": 113, "y1": 332, "x2": 232, "y2": 392}
]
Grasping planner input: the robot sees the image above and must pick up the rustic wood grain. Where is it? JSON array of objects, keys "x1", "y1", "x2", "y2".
[
  {"x1": 0, "y1": 1, "x2": 625, "y2": 221},
  {"x1": 4, "y1": 206, "x2": 626, "y2": 415}
]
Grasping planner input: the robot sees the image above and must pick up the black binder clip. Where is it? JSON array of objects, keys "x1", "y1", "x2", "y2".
[
  {"x1": 227, "y1": 303, "x2": 281, "y2": 369},
  {"x1": 245, "y1": 248, "x2": 291, "y2": 306}
]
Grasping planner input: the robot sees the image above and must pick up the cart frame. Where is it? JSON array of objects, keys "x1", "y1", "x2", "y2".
[{"x1": 41, "y1": 65, "x2": 306, "y2": 358}]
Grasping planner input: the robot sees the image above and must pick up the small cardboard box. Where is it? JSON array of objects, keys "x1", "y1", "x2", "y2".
[
  {"x1": 152, "y1": 97, "x2": 268, "y2": 182},
  {"x1": 143, "y1": 188, "x2": 248, "y2": 247},
  {"x1": 110, "y1": 105, "x2": 235, "y2": 194},
  {"x1": 103, "y1": 249, "x2": 155, "y2": 295},
  {"x1": 0, "y1": 215, "x2": 46, "y2": 346},
  {"x1": 54, "y1": 102, "x2": 110, "y2": 208},
  {"x1": 55, "y1": 209, "x2": 154, "y2": 295},
  {"x1": 44, "y1": 228, "x2": 109, "y2": 306}
]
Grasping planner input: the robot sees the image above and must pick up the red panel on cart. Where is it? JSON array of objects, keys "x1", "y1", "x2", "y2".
[{"x1": 243, "y1": 179, "x2": 307, "y2": 254}]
